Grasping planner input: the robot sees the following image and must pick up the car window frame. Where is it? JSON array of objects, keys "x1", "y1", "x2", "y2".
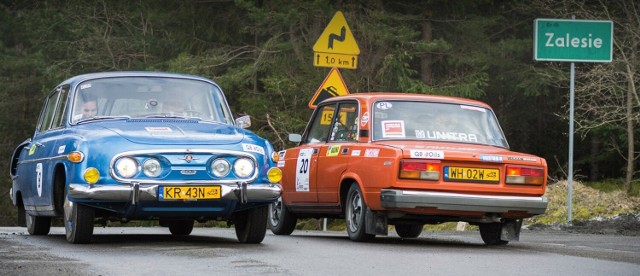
[
  {"x1": 327, "y1": 101, "x2": 359, "y2": 143},
  {"x1": 35, "y1": 86, "x2": 67, "y2": 134},
  {"x1": 301, "y1": 102, "x2": 337, "y2": 144}
]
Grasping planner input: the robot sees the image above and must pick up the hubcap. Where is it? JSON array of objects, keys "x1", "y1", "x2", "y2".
[
  {"x1": 63, "y1": 196, "x2": 73, "y2": 232},
  {"x1": 269, "y1": 197, "x2": 283, "y2": 225},
  {"x1": 347, "y1": 191, "x2": 362, "y2": 232},
  {"x1": 25, "y1": 210, "x2": 33, "y2": 228}
]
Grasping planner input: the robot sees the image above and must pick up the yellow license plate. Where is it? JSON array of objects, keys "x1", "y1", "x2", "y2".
[
  {"x1": 444, "y1": 166, "x2": 500, "y2": 182},
  {"x1": 160, "y1": 186, "x2": 221, "y2": 200}
]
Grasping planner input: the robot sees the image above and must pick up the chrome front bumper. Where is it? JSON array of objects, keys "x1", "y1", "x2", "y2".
[
  {"x1": 69, "y1": 182, "x2": 281, "y2": 205},
  {"x1": 380, "y1": 189, "x2": 548, "y2": 215}
]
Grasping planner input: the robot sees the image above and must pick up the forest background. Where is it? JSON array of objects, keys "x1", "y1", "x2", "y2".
[{"x1": 0, "y1": 0, "x2": 638, "y2": 226}]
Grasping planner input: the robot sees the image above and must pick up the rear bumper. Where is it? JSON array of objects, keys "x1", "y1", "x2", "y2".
[
  {"x1": 69, "y1": 182, "x2": 281, "y2": 205},
  {"x1": 380, "y1": 189, "x2": 548, "y2": 215}
]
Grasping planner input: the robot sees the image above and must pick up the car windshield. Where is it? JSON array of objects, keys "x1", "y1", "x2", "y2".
[
  {"x1": 372, "y1": 100, "x2": 508, "y2": 148},
  {"x1": 70, "y1": 77, "x2": 233, "y2": 124}
]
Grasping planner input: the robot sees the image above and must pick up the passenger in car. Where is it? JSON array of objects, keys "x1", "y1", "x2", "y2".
[{"x1": 81, "y1": 99, "x2": 98, "y2": 119}]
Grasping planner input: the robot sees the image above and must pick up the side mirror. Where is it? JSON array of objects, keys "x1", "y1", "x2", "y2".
[
  {"x1": 288, "y1": 133, "x2": 301, "y2": 142},
  {"x1": 235, "y1": 115, "x2": 251, "y2": 129}
]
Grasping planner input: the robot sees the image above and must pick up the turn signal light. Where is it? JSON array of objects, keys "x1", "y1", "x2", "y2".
[
  {"x1": 67, "y1": 151, "x2": 84, "y2": 163},
  {"x1": 506, "y1": 165, "x2": 545, "y2": 185},
  {"x1": 399, "y1": 160, "x2": 440, "y2": 180}
]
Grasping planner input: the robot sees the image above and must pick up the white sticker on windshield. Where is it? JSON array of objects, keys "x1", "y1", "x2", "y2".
[
  {"x1": 80, "y1": 83, "x2": 92, "y2": 90},
  {"x1": 460, "y1": 105, "x2": 486, "y2": 112},
  {"x1": 425, "y1": 131, "x2": 478, "y2": 143},
  {"x1": 376, "y1": 102, "x2": 393, "y2": 110},
  {"x1": 381, "y1": 120, "x2": 405, "y2": 138}
]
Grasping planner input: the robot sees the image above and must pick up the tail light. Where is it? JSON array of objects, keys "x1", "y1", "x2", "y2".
[
  {"x1": 506, "y1": 165, "x2": 545, "y2": 185},
  {"x1": 399, "y1": 160, "x2": 440, "y2": 180}
]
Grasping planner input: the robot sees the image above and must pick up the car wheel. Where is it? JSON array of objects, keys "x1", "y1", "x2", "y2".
[
  {"x1": 25, "y1": 205, "x2": 51, "y2": 235},
  {"x1": 168, "y1": 220, "x2": 194, "y2": 236},
  {"x1": 395, "y1": 224, "x2": 423, "y2": 238},
  {"x1": 234, "y1": 205, "x2": 268, "y2": 244},
  {"x1": 17, "y1": 204, "x2": 26, "y2": 227},
  {"x1": 479, "y1": 222, "x2": 509, "y2": 245},
  {"x1": 268, "y1": 197, "x2": 297, "y2": 235},
  {"x1": 345, "y1": 184, "x2": 374, "y2": 242},
  {"x1": 64, "y1": 190, "x2": 95, "y2": 244}
]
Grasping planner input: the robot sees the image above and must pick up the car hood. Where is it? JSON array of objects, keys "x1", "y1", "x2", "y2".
[
  {"x1": 379, "y1": 141, "x2": 544, "y2": 164},
  {"x1": 87, "y1": 119, "x2": 245, "y2": 145}
]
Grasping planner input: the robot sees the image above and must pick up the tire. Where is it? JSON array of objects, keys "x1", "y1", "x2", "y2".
[
  {"x1": 25, "y1": 205, "x2": 51, "y2": 235},
  {"x1": 17, "y1": 204, "x2": 26, "y2": 227},
  {"x1": 395, "y1": 224, "x2": 423, "y2": 238},
  {"x1": 268, "y1": 197, "x2": 297, "y2": 235},
  {"x1": 64, "y1": 190, "x2": 95, "y2": 244},
  {"x1": 345, "y1": 184, "x2": 374, "y2": 242},
  {"x1": 168, "y1": 220, "x2": 194, "y2": 236},
  {"x1": 234, "y1": 205, "x2": 268, "y2": 244},
  {"x1": 479, "y1": 222, "x2": 509, "y2": 246}
]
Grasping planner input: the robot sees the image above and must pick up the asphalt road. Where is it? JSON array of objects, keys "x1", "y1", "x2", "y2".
[{"x1": 1, "y1": 226, "x2": 639, "y2": 276}]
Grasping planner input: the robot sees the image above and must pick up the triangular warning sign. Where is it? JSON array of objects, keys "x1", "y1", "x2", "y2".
[
  {"x1": 313, "y1": 11, "x2": 360, "y2": 55},
  {"x1": 309, "y1": 68, "x2": 350, "y2": 109}
]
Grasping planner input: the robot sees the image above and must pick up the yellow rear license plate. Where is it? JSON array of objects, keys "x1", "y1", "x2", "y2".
[
  {"x1": 444, "y1": 166, "x2": 500, "y2": 182},
  {"x1": 159, "y1": 186, "x2": 221, "y2": 200}
]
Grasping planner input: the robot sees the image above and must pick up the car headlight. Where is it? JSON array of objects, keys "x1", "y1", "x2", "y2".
[
  {"x1": 234, "y1": 158, "x2": 254, "y2": 178},
  {"x1": 115, "y1": 157, "x2": 139, "y2": 178},
  {"x1": 211, "y1": 158, "x2": 231, "y2": 177},
  {"x1": 142, "y1": 158, "x2": 162, "y2": 177}
]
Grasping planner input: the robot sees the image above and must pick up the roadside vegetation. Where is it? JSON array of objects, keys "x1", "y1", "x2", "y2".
[{"x1": 291, "y1": 180, "x2": 640, "y2": 232}]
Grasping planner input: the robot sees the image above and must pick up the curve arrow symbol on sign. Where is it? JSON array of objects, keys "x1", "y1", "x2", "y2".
[{"x1": 328, "y1": 26, "x2": 346, "y2": 49}]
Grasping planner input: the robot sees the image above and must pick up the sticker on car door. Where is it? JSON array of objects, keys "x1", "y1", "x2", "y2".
[
  {"x1": 36, "y1": 163, "x2": 43, "y2": 197},
  {"x1": 296, "y1": 148, "x2": 314, "y2": 192}
]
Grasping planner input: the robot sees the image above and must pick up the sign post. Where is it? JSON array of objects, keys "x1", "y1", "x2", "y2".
[{"x1": 534, "y1": 18, "x2": 613, "y2": 224}]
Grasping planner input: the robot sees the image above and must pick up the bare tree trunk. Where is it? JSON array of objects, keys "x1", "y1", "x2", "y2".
[
  {"x1": 626, "y1": 79, "x2": 634, "y2": 192},
  {"x1": 420, "y1": 10, "x2": 433, "y2": 86}
]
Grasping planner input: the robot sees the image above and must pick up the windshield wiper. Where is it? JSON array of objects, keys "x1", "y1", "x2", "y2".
[
  {"x1": 144, "y1": 114, "x2": 202, "y2": 120},
  {"x1": 76, "y1": 116, "x2": 131, "y2": 124}
]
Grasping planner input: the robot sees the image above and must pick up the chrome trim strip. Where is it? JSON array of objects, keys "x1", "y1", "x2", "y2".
[
  {"x1": 380, "y1": 189, "x2": 548, "y2": 215},
  {"x1": 17, "y1": 155, "x2": 67, "y2": 165},
  {"x1": 24, "y1": 205, "x2": 55, "y2": 212},
  {"x1": 68, "y1": 182, "x2": 281, "y2": 204}
]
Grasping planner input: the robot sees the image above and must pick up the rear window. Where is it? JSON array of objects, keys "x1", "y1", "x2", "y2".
[{"x1": 372, "y1": 100, "x2": 508, "y2": 148}]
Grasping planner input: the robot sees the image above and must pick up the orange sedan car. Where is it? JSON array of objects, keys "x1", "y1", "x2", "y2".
[{"x1": 269, "y1": 93, "x2": 548, "y2": 245}]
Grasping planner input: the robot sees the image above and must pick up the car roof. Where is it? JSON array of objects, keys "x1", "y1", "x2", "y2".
[
  {"x1": 321, "y1": 92, "x2": 492, "y2": 109},
  {"x1": 59, "y1": 71, "x2": 216, "y2": 86}
]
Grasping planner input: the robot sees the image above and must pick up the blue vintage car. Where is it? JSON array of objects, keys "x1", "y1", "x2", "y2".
[{"x1": 9, "y1": 71, "x2": 282, "y2": 244}]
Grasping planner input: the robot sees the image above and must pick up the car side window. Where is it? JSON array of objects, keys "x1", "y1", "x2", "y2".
[
  {"x1": 329, "y1": 102, "x2": 358, "y2": 142},
  {"x1": 304, "y1": 104, "x2": 336, "y2": 144},
  {"x1": 36, "y1": 88, "x2": 62, "y2": 133},
  {"x1": 51, "y1": 86, "x2": 70, "y2": 129}
]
